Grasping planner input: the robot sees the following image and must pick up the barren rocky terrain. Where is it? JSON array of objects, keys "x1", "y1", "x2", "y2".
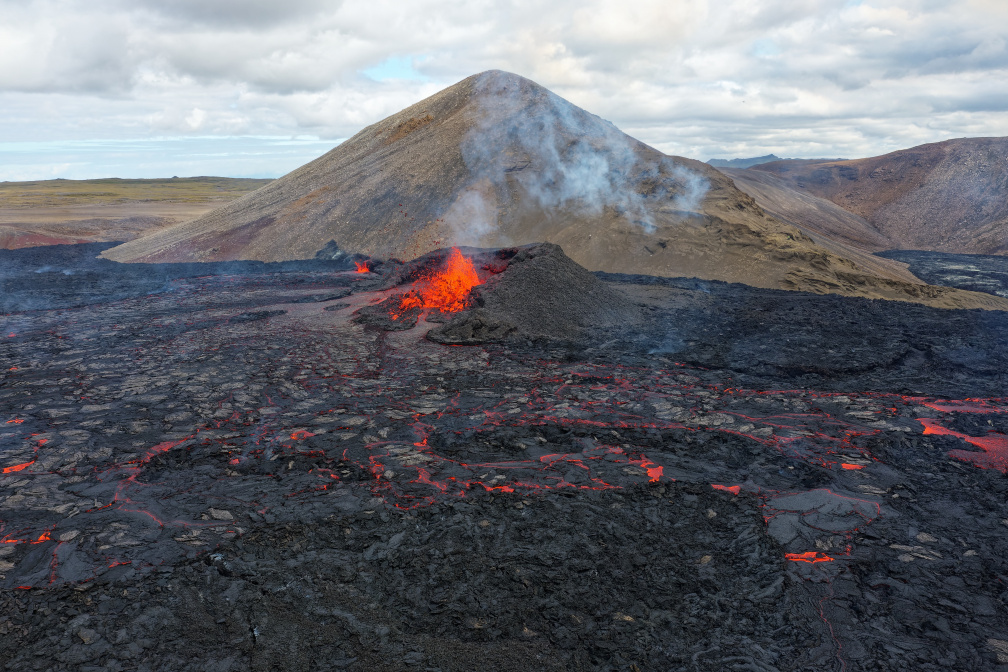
[
  {"x1": 721, "y1": 167, "x2": 911, "y2": 285},
  {"x1": 879, "y1": 249, "x2": 1008, "y2": 299},
  {"x1": 2, "y1": 242, "x2": 1008, "y2": 671},
  {"x1": 744, "y1": 138, "x2": 1008, "y2": 256}
]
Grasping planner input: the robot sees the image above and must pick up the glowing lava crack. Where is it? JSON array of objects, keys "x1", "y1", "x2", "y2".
[{"x1": 393, "y1": 247, "x2": 481, "y2": 320}]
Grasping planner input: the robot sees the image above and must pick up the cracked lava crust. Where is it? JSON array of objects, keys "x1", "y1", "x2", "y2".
[{"x1": 2, "y1": 243, "x2": 1008, "y2": 671}]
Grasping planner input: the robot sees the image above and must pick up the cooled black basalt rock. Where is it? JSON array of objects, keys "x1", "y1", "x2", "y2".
[
  {"x1": 353, "y1": 297, "x2": 422, "y2": 330},
  {"x1": 878, "y1": 249, "x2": 1008, "y2": 298},
  {"x1": 231, "y1": 309, "x2": 288, "y2": 323},
  {"x1": 1, "y1": 243, "x2": 1007, "y2": 672}
]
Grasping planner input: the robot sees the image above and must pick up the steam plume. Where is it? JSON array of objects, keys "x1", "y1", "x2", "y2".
[{"x1": 442, "y1": 71, "x2": 709, "y2": 245}]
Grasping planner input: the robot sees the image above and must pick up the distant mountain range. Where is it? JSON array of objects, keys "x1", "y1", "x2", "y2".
[
  {"x1": 707, "y1": 155, "x2": 783, "y2": 169},
  {"x1": 726, "y1": 138, "x2": 1008, "y2": 256}
]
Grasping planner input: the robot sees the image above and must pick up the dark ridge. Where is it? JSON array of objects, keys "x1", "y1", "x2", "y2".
[{"x1": 0, "y1": 242, "x2": 375, "y2": 313}]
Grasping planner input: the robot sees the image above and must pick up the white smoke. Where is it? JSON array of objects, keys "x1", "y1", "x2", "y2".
[
  {"x1": 442, "y1": 183, "x2": 501, "y2": 247},
  {"x1": 443, "y1": 70, "x2": 709, "y2": 244},
  {"x1": 667, "y1": 161, "x2": 708, "y2": 215}
]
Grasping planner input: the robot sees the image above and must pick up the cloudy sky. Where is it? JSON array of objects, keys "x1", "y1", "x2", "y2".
[{"x1": 1, "y1": 0, "x2": 1006, "y2": 180}]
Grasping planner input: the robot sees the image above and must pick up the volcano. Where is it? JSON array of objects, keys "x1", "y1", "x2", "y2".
[
  {"x1": 351, "y1": 242, "x2": 634, "y2": 343},
  {"x1": 101, "y1": 71, "x2": 1001, "y2": 309}
]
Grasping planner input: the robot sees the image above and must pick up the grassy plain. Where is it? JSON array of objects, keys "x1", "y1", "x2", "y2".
[
  {"x1": 0, "y1": 177, "x2": 272, "y2": 249},
  {"x1": 0, "y1": 176, "x2": 272, "y2": 208}
]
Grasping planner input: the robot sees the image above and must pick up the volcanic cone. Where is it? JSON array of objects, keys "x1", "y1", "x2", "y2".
[{"x1": 102, "y1": 71, "x2": 1006, "y2": 309}]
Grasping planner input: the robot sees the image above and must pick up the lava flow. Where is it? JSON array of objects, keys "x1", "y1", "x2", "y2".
[
  {"x1": 393, "y1": 247, "x2": 480, "y2": 319},
  {"x1": 785, "y1": 551, "x2": 834, "y2": 564},
  {"x1": 4, "y1": 246, "x2": 1008, "y2": 671},
  {"x1": 919, "y1": 417, "x2": 1008, "y2": 472},
  {"x1": 354, "y1": 261, "x2": 369, "y2": 273}
]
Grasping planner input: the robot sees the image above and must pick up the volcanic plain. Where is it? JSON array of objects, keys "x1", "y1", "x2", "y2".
[
  {"x1": 4, "y1": 69, "x2": 1008, "y2": 672},
  {"x1": 0, "y1": 177, "x2": 271, "y2": 251},
  {"x1": 2, "y1": 240, "x2": 1008, "y2": 671}
]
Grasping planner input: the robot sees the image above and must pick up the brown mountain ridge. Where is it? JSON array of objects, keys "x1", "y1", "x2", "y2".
[{"x1": 746, "y1": 137, "x2": 1008, "y2": 256}]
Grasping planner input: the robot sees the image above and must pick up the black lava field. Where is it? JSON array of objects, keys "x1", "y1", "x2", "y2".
[
  {"x1": 2, "y1": 243, "x2": 1008, "y2": 672},
  {"x1": 878, "y1": 249, "x2": 1008, "y2": 300}
]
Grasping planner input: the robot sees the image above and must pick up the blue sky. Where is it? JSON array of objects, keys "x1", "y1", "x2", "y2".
[
  {"x1": 0, "y1": 0, "x2": 1006, "y2": 180},
  {"x1": 362, "y1": 57, "x2": 430, "y2": 83}
]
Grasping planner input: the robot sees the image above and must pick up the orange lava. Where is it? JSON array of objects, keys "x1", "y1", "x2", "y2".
[
  {"x1": 1, "y1": 530, "x2": 50, "y2": 545},
  {"x1": 840, "y1": 463, "x2": 865, "y2": 470},
  {"x1": 290, "y1": 430, "x2": 315, "y2": 441},
  {"x1": 354, "y1": 261, "x2": 370, "y2": 273},
  {"x1": 922, "y1": 399, "x2": 1006, "y2": 414},
  {"x1": 6, "y1": 418, "x2": 23, "y2": 424},
  {"x1": 2, "y1": 460, "x2": 35, "y2": 474},
  {"x1": 786, "y1": 551, "x2": 834, "y2": 564},
  {"x1": 711, "y1": 484, "x2": 741, "y2": 495},
  {"x1": 394, "y1": 248, "x2": 481, "y2": 318},
  {"x1": 919, "y1": 417, "x2": 1008, "y2": 472}
]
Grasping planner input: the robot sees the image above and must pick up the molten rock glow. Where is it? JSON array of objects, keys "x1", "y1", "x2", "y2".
[{"x1": 396, "y1": 247, "x2": 481, "y2": 317}]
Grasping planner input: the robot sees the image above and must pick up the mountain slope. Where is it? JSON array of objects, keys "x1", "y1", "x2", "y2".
[
  {"x1": 722, "y1": 167, "x2": 922, "y2": 285},
  {"x1": 103, "y1": 72, "x2": 1005, "y2": 309},
  {"x1": 749, "y1": 138, "x2": 1008, "y2": 255}
]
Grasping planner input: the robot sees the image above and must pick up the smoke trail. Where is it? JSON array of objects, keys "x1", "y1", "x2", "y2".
[
  {"x1": 441, "y1": 181, "x2": 502, "y2": 248},
  {"x1": 443, "y1": 70, "x2": 709, "y2": 244},
  {"x1": 667, "y1": 161, "x2": 709, "y2": 215}
]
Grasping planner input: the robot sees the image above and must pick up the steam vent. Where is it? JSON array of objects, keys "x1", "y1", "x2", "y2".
[{"x1": 3, "y1": 70, "x2": 1008, "y2": 671}]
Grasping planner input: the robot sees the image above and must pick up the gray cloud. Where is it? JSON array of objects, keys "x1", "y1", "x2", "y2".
[
  {"x1": 126, "y1": 0, "x2": 333, "y2": 28},
  {"x1": 0, "y1": 0, "x2": 1006, "y2": 179}
]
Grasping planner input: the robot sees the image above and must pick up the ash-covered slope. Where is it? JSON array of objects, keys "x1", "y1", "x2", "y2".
[
  {"x1": 722, "y1": 167, "x2": 922, "y2": 285},
  {"x1": 723, "y1": 168, "x2": 895, "y2": 252},
  {"x1": 749, "y1": 137, "x2": 1008, "y2": 255},
  {"x1": 103, "y1": 73, "x2": 1001, "y2": 307}
]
